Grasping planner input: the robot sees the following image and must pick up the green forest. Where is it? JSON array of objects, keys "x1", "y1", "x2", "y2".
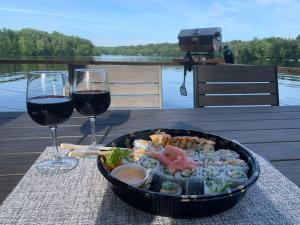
[{"x1": 0, "y1": 28, "x2": 300, "y2": 63}]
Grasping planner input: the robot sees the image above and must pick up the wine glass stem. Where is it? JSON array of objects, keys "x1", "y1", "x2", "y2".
[
  {"x1": 50, "y1": 126, "x2": 59, "y2": 161},
  {"x1": 89, "y1": 116, "x2": 96, "y2": 146}
]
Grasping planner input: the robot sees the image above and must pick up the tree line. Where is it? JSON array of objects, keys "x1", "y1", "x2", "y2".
[
  {"x1": 0, "y1": 28, "x2": 94, "y2": 56},
  {"x1": 0, "y1": 28, "x2": 299, "y2": 63}
]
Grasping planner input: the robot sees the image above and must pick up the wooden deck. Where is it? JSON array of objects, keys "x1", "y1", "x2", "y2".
[{"x1": 1, "y1": 106, "x2": 300, "y2": 204}]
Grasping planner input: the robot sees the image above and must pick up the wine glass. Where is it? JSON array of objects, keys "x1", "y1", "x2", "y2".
[
  {"x1": 26, "y1": 71, "x2": 78, "y2": 175},
  {"x1": 71, "y1": 68, "x2": 111, "y2": 151}
]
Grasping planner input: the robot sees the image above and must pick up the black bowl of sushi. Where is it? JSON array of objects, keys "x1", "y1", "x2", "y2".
[{"x1": 97, "y1": 129, "x2": 260, "y2": 218}]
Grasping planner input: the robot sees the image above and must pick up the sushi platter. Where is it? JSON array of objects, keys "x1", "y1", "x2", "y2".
[{"x1": 97, "y1": 129, "x2": 260, "y2": 218}]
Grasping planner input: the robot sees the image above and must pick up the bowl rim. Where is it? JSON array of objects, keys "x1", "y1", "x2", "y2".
[{"x1": 97, "y1": 128, "x2": 260, "y2": 201}]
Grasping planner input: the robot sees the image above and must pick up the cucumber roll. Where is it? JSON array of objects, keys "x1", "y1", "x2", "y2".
[
  {"x1": 216, "y1": 149, "x2": 240, "y2": 161},
  {"x1": 186, "y1": 149, "x2": 201, "y2": 161},
  {"x1": 140, "y1": 155, "x2": 159, "y2": 170},
  {"x1": 160, "y1": 181, "x2": 182, "y2": 195},
  {"x1": 225, "y1": 159, "x2": 249, "y2": 173},
  {"x1": 224, "y1": 169, "x2": 248, "y2": 188},
  {"x1": 204, "y1": 179, "x2": 232, "y2": 195},
  {"x1": 200, "y1": 166, "x2": 222, "y2": 179},
  {"x1": 199, "y1": 150, "x2": 221, "y2": 161},
  {"x1": 156, "y1": 164, "x2": 176, "y2": 181}
]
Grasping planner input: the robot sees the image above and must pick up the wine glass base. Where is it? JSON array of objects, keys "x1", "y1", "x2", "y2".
[{"x1": 36, "y1": 157, "x2": 78, "y2": 175}]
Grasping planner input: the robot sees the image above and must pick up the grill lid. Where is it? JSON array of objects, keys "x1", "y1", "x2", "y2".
[{"x1": 178, "y1": 27, "x2": 222, "y2": 53}]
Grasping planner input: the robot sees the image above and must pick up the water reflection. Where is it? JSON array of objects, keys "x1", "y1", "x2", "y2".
[{"x1": 0, "y1": 63, "x2": 300, "y2": 111}]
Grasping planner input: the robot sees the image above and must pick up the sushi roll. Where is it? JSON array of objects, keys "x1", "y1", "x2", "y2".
[
  {"x1": 156, "y1": 164, "x2": 176, "y2": 181},
  {"x1": 199, "y1": 150, "x2": 221, "y2": 161},
  {"x1": 160, "y1": 181, "x2": 182, "y2": 195},
  {"x1": 121, "y1": 152, "x2": 142, "y2": 164},
  {"x1": 204, "y1": 160, "x2": 226, "y2": 171},
  {"x1": 216, "y1": 149, "x2": 240, "y2": 161},
  {"x1": 133, "y1": 139, "x2": 152, "y2": 150},
  {"x1": 174, "y1": 168, "x2": 196, "y2": 186},
  {"x1": 204, "y1": 179, "x2": 232, "y2": 195},
  {"x1": 225, "y1": 159, "x2": 249, "y2": 173},
  {"x1": 150, "y1": 132, "x2": 172, "y2": 146},
  {"x1": 148, "y1": 173, "x2": 163, "y2": 192},
  {"x1": 193, "y1": 138, "x2": 215, "y2": 152},
  {"x1": 224, "y1": 169, "x2": 248, "y2": 188},
  {"x1": 200, "y1": 166, "x2": 222, "y2": 179},
  {"x1": 140, "y1": 155, "x2": 159, "y2": 170},
  {"x1": 185, "y1": 176, "x2": 205, "y2": 195},
  {"x1": 186, "y1": 149, "x2": 201, "y2": 161}
]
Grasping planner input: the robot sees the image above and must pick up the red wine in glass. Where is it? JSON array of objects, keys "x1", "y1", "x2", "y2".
[
  {"x1": 27, "y1": 96, "x2": 74, "y2": 126},
  {"x1": 72, "y1": 90, "x2": 111, "y2": 116},
  {"x1": 71, "y1": 69, "x2": 111, "y2": 150},
  {"x1": 26, "y1": 71, "x2": 78, "y2": 175}
]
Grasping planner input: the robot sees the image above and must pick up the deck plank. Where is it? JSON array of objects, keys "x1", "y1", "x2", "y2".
[{"x1": 1, "y1": 107, "x2": 300, "y2": 204}]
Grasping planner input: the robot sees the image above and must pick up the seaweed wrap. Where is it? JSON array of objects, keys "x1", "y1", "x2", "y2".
[
  {"x1": 185, "y1": 176, "x2": 205, "y2": 195},
  {"x1": 216, "y1": 149, "x2": 240, "y2": 161},
  {"x1": 148, "y1": 173, "x2": 163, "y2": 192},
  {"x1": 174, "y1": 168, "x2": 196, "y2": 186},
  {"x1": 224, "y1": 169, "x2": 248, "y2": 188}
]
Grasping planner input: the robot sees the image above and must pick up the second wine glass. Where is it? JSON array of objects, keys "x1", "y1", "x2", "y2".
[{"x1": 71, "y1": 68, "x2": 111, "y2": 150}]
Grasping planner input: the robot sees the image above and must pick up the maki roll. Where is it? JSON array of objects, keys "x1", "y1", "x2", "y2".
[
  {"x1": 204, "y1": 179, "x2": 232, "y2": 195},
  {"x1": 186, "y1": 149, "x2": 201, "y2": 161},
  {"x1": 133, "y1": 139, "x2": 152, "y2": 150},
  {"x1": 200, "y1": 166, "x2": 222, "y2": 180},
  {"x1": 204, "y1": 160, "x2": 226, "y2": 171},
  {"x1": 121, "y1": 152, "x2": 142, "y2": 165},
  {"x1": 199, "y1": 150, "x2": 221, "y2": 161},
  {"x1": 224, "y1": 169, "x2": 248, "y2": 188},
  {"x1": 156, "y1": 164, "x2": 176, "y2": 181},
  {"x1": 175, "y1": 168, "x2": 196, "y2": 186},
  {"x1": 225, "y1": 159, "x2": 249, "y2": 173},
  {"x1": 160, "y1": 181, "x2": 182, "y2": 195},
  {"x1": 140, "y1": 155, "x2": 159, "y2": 170},
  {"x1": 185, "y1": 176, "x2": 205, "y2": 195},
  {"x1": 216, "y1": 149, "x2": 240, "y2": 161}
]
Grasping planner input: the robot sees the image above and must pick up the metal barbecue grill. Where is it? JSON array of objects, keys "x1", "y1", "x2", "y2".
[
  {"x1": 177, "y1": 27, "x2": 223, "y2": 96},
  {"x1": 178, "y1": 27, "x2": 222, "y2": 58}
]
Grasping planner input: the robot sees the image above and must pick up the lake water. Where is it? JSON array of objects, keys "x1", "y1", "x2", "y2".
[{"x1": 0, "y1": 55, "x2": 299, "y2": 111}]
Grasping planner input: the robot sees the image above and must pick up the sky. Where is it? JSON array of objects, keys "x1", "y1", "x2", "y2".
[{"x1": 0, "y1": 0, "x2": 299, "y2": 46}]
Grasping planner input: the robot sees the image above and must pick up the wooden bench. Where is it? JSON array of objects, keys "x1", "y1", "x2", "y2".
[
  {"x1": 193, "y1": 64, "x2": 279, "y2": 107},
  {"x1": 69, "y1": 64, "x2": 162, "y2": 109}
]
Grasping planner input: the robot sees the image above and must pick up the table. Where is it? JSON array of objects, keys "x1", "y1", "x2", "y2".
[{"x1": 0, "y1": 107, "x2": 300, "y2": 224}]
